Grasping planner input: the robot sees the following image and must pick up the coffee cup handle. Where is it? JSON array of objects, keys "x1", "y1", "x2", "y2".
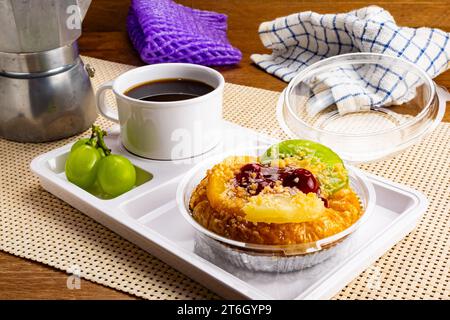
[{"x1": 96, "y1": 80, "x2": 119, "y2": 124}]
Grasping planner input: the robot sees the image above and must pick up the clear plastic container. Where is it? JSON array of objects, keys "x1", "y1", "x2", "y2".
[
  {"x1": 278, "y1": 53, "x2": 445, "y2": 163},
  {"x1": 176, "y1": 147, "x2": 376, "y2": 272}
]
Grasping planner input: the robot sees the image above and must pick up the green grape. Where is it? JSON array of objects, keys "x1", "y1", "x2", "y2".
[
  {"x1": 96, "y1": 154, "x2": 136, "y2": 197},
  {"x1": 65, "y1": 144, "x2": 102, "y2": 189},
  {"x1": 65, "y1": 125, "x2": 136, "y2": 197},
  {"x1": 70, "y1": 138, "x2": 90, "y2": 152}
]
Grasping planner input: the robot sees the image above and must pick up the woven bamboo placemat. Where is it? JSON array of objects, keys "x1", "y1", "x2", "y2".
[{"x1": 0, "y1": 56, "x2": 448, "y2": 300}]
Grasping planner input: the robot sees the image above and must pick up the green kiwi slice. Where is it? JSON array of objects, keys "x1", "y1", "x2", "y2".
[{"x1": 260, "y1": 139, "x2": 348, "y2": 195}]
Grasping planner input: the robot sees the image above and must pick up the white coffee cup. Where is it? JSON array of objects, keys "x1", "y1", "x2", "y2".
[{"x1": 96, "y1": 63, "x2": 224, "y2": 160}]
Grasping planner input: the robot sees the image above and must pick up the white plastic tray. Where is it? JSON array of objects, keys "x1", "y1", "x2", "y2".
[{"x1": 30, "y1": 121, "x2": 427, "y2": 299}]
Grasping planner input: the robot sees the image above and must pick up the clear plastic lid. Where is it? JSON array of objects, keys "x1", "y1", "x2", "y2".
[{"x1": 278, "y1": 53, "x2": 445, "y2": 163}]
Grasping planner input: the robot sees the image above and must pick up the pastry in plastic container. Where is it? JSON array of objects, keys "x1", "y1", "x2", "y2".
[{"x1": 177, "y1": 141, "x2": 376, "y2": 272}]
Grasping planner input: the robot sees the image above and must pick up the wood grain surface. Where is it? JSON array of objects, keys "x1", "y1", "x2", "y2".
[{"x1": 1, "y1": 0, "x2": 449, "y2": 299}]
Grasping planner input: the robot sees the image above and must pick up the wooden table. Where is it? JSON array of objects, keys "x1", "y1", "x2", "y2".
[{"x1": 1, "y1": 0, "x2": 449, "y2": 299}]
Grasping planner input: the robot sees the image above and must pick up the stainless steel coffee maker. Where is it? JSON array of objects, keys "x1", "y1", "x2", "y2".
[{"x1": 0, "y1": 0, "x2": 97, "y2": 142}]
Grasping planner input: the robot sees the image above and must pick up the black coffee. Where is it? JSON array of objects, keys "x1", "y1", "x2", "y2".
[{"x1": 124, "y1": 78, "x2": 215, "y2": 102}]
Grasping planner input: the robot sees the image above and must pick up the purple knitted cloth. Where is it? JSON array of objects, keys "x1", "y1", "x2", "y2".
[{"x1": 127, "y1": 0, "x2": 242, "y2": 66}]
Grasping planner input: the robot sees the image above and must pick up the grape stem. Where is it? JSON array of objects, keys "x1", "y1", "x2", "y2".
[{"x1": 88, "y1": 125, "x2": 111, "y2": 156}]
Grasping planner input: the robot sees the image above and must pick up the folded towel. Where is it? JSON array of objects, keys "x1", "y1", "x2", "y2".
[
  {"x1": 251, "y1": 6, "x2": 450, "y2": 115},
  {"x1": 127, "y1": 0, "x2": 242, "y2": 66}
]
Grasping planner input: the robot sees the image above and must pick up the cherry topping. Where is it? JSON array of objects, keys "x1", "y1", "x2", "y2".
[
  {"x1": 282, "y1": 168, "x2": 319, "y2": 194},
  {"x1": 235, "y1": 163, "x2": 321, "y2": 196},
  {"x1": 235, "y1": 163, "x2": 262, "y2": 185},
  {"x1": 240, "y1": 163, "x2": 262, "y2": 174},
  {"x1": 255, "y1": 180, "x2": 271, "y2": 194}
]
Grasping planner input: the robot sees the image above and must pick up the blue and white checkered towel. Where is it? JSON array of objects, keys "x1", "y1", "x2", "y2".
[{"x1": 251, "y1": 6, "x2": 450, "y2": 115}]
